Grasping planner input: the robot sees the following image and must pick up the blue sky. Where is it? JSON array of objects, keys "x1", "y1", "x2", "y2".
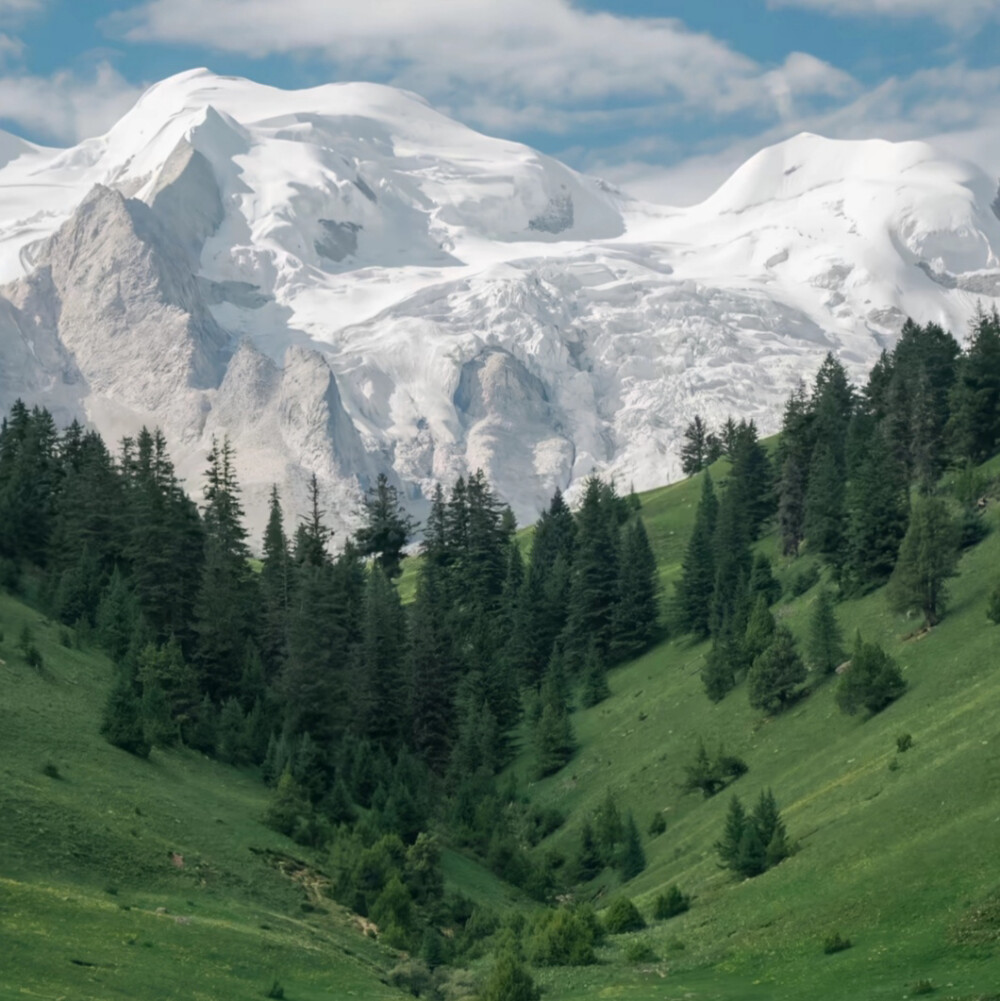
[{"x1": 0, "y1": 0, "x2": 997, "y2": 203}]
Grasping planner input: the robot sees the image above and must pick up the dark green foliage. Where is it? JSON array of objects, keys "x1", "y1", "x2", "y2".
[
  {"x1": 571, "y1": 821, "x2": 602, "y2": 883},
  {"x1": 354, "y1": 472, "x2": 417, "y2": 579},
  {"x1": 700, "y1": 637, "x2": 736, "y2": 703},
  {"x1": 747, "y1": 626, "x2": 806, "y2": 713},
  {"x1": 533, "y1": 651, "x2": 574, "y2": 778},
  {"x1": 528, "y1": 907, "x2": 600, "y2": 966},
  {"x1": 842, "y1": 421, "x2": 909, "y2": 592},
  {"x1": 804, "y1": 440, "x2": 846, "y2": 567},
  {"x1": 648, "y1": 813, "x2": 667, "y2": 836},
  {"x1": 896, "y1": 733, "x2": 913, "y2": 753},
  {"x1": 594, "y1": 789, "x2": 623, "y2": 866},
  {"x1": 742, "y1": 594, "x2": 776, "y2": 667},
  {"x1": 716, "y1": 791, "x2": 789, "y2": 879},
  {"x1": 680, "y1": 415, "x2": 712, "y2": 475},
  {"x1": 603, "y1": 896, "x2": 645, "y2": 934},
  {"x1": 887, "y1": 494, "x2": 960, "y2": 627},
  {"x1": 653, "y1": 885, "x2": 690, "y2": 920},
  {"x1": 987, "y1": 579, "x2": 1000, "y2": 624},
  {"x1": 748, "y1": 554, "x2": 781, "y2": 607},
  {"x1": 947, "y1": 307, "x2": 1000, "y2": 463},
  {"x1": 101, "y1": 671, "x2": 150, "y2": 758},
  {"x1": 580, "y1": 641, "x2": 610, "y2": 707},
  {"x1": 727, "y1": 420, "x2": 774, "y2": 540},
  {"x1": 836, "y1": 634, "x2": 906, "y2": 716},
  {"x1": 676, "y1": 473, "x2": 717, "y2": 638},
  {"x1": 618, "y1": 811, "x2": 646, "y2": 881},
  {"x1": 681, "y1": 739, "x2": 747, "y2": 798},
  {"x1": 264, "y1": 978, "x2": 285, "y2": 999},
  {"x1": 611, "y1": 515, "x2": 659, "y2": 660},
  {"x1": 777, "y1": 382, "x2": 812, "y2": 556},
  {"x1": 480, "y1": 949, "x2": 540, "y2": 1001},
  {"x1": 806, "y1": 589, "x2": 845, "y2": 675},
  {"x1": 823, "y1": 932, "x2": 852, "y2": 954},
  {"x1": 788, "y1": 563, "x2": 821, "y2": 597}
]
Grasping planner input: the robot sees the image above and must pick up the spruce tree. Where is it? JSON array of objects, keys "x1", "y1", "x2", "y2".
[
  {"x1": 804, "y1": 440, "x2": 846, "y2": 568},
  {"x1": 680, "y1": 416, "x2": 712, "y2": 475},
  {"x1": 751, "y1": 789, "x2": 789, "y2": 868},
  {"x1": 611, "y1": 516, "x2": 659, "y2": 660},
  {"x1": 735, "y1": 820, "x2": 767, "y2": 878},
  {"x1": 355, "y1": 472, "x2": 417, "y2": 579},
  {"x1": 101, "y1": 670, "x2": 150, "y2": 758},
  {"x1": 743, "y1": 594, "x2": 776, "y2": 667},
  {"x1": 594, "y1": 789, "x2": 623, "y2": 866},
  {"x1": 887, "y1": 494, "x2": 960, "y2": 627},
  {"x1": 701, "y1": 638, "x2": 736, "y2": 703},
  {"x1": 836, "y1": 633, "x2": 906, "y2": 715},
  {"x1": 572, "y1": 820, "x2": 603, "y2": 882},
  {"x1": 676, "y1": 472, "x2": 717, "y2": 638},
  {"x1": 195, "y1": 437, "x2": 257, "y2": 701},
  {"x1": 580, "y1": 641, "x2": 610, "y2": 708},
  {"x1": 987, "y1": 580, "x2": 1000, "y2": 625},
  {"x1": 747, "y1": 626, "x2": 806, "y2": 713},
  {"x1": 777, "y1": 382, "x2": 813, "y2": 556},
  {"x1": 715, "y1": 795, "x2": 746, "y2": 872},
  {"x1": 619, "y1": 811, "x2": 646, "y2": 880},
  {"x1": 748, "y1": 554, "x2": 781, "y2": 607},
  {"x1": 259, "y1": 486, "x2": 291, "y2": 676},
  {"x1": 806, "y1": 589, "x2": 844, "y2": 675}
]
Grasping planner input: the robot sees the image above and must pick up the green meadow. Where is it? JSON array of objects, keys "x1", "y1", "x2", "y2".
[{"x1": 2, "y1": 456, "x2": 999, "y2": 999}]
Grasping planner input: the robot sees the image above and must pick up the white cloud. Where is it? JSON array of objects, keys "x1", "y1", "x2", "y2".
[
  {"x1": 0, "y1": 61, "x2": 143, "y2": 142},
  {"x1": 119, "y1": 0, "x2": 854, "y2": 131},
  {"x1": 768, "y1": 0, "x2": 999, "y2": 27},
  {"x1": 597, "y1": 59, "x2": 1000, "y2": 207}
]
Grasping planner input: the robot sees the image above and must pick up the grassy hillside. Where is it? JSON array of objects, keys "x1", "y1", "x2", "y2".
[
  {"x1": 3, "y1": 459, "x2": 999, "y2": 1000},
  {"x1": 0, "y1": 594, "x2": 406, "y2": 1001},
  {"x1": 514, "y1": 459, "x2": 1000, "y2": 1000}
]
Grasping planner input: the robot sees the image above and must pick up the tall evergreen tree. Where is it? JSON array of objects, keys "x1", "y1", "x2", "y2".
[
  {"x1": 806, "y1": 589, "x2": 844, "y2": 675},
  {"x1": 355, "y1": 472, "x2": 417, "y2": 579},
  {"x1": 259, "y1": 486, "x2": 291, "y2": 677},
  {"x1": 195, "y1": 437, "x2": 257, "y2": 700},
  {"x1": 611, "y1": 516, "x2": 659, "y2": 660},
  {"x1": 680, "y1": 415, "x2": 712, "y2": 475},
  {"x1": 747, "y1": 626, "x2": 806, "y2": 713},
  {"x1": 676, "y1": 472, "x2": 718, "y2": 638},
  {"x1": 887, "y1": 494, "x2": 960, "y2": 627}
]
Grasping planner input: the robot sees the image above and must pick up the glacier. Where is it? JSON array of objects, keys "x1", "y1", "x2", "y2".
[{"x1": 0, "y1": 68, "x2": 997, "y2": 536}]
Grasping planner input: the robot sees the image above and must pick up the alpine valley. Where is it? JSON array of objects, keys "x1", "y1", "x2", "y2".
[{"x1": 1, "y1": 68, "x2": 998, "y2": 531}]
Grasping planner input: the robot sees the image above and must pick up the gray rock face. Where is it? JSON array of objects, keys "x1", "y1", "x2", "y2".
[
  {"x1": 148, "y1": 140, "x2": 224, "y2": 260},
  {"x1": 316, "y1": 220, "x2": 362, "y2": 262},
  {"x1": 529, "y1": 191, "x2": 574, "y2": 234}
]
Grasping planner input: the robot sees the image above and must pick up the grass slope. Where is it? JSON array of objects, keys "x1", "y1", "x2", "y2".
[
  {"x1": 0, "y1": 595, "x2": 404, "y2": 1001},
  {"x1": 515, "y1": 462, "x2": 1000, "y2": 1000}
]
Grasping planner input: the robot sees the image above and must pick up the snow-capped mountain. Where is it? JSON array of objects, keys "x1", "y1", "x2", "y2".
[{"x1": 0, "y1": 69, "x2": 997, "y2": 535}]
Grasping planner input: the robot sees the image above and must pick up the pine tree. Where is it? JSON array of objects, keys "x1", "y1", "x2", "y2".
[
  {"x1": 806, "y1": 589, "x2": 844, "y2": 675},
  {"x1": 751, "y1": 789, "x2": 789, "y2": 867},
  {"x1": 887, "y1": 494, "x2": 960, "y2": 627},
  {"x1": 735, "y1": 820, "x2": 767, "y2": 878},
  {"x1": 611, "y1": 516, "x2": 659, "y2": 660},
  {"x1": 480, "y1": 948, "x2": 540, "y2": 1001},
  {"x1": 747, "y1": 626, "x2": 806, "y2": 713},
  {"x1": 777, "y1": 382, "x2": 813, "y2": 556},
  {"x1": 727, "y1": 421, "x2": 774, "y2": 540},
  {"x1": 680, "y1": 415, "x2": 712, "y2": 475},
  {"x1": 836, "y1": 633, "x2": 906, "y2": 715},
  {"x1": 715, "y1": 795, "x2": 746, "y2": 872},
  {"x1": 743, "y1": 594, "x2": 776, "y2": 667},
  {"x1": 594, "y1": 789, "x2": 623, "y2": 866},
  {"x1": 572, "y1": 820, "x2": 603, "y2": 882},
  {"x1": 195, "y1": 437, "x2": 257, "y2": 701},
  {"x1": 580, "y1": 641, "x2": 610, "y2": 707},
  {"x1": 564, "y1": 476, "x2": 621, "y2": 665},
  {"x1": 618, "y1": 811, "x2": 646, "y2": 880},
  {"x1": 804, "y1": 440, "x2": 846, "y2": 568},
  {"x1": 259, "y1": 486, "x2": 291, "y2": 676},
  {"x1": 701, "y1": 638, "x2": 736, "y2": 703},
  {"x1": 359, "y1": 565, "x2": 408, "y2": 747},
  {"x1": 653, "y1": 885, "x2": 690, "y2": 919},
  {"x1": 748, "y1": 554, "x2": 781, "y2": 607},
  {"x1": 947, "y1": 307, "x2": 1000, "y2": 463},
  {"x1": 355, "y1": 472, "x2": 417, "y2": 579},
  {"x1": 676, "y1": 473, "x2": 718, "y2": 638},
  {"x1": 101, "y1": 670, "x2": 150, "y2": 758}
]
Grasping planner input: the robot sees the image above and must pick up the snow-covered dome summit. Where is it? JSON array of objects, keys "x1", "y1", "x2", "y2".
[{"x1": 0, "y1": 71, "x2": 997, "y2": 536}]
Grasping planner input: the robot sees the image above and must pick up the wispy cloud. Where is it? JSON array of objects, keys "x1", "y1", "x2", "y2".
[
  {"x1": 0, "y1": 61, "x2": 142, "y2": 142},
  {"x1": 117, "y1": 0, "x2": 855, "y2": 133},
  {"x1": 768, "y1": 0, "x2": 999, "y2": 27}
]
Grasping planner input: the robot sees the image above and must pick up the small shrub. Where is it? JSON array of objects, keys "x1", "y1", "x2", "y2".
[
  {"x1": 653, "y1": 885, "x2": 690, "y2": 920},
  {"x1": 823, "y1": 932, "x2": 852, "y2": 954},
  {"x1": 648, "y1": 813, "x2": 667, "y2": 836},
  {"x1": 264, "y1": 980, "x2": 285, "y2": 1000},
  {"x1": 603, "y1": 896, "x2": 646, "y2": 934},
  {"x1": 664, "y1": 937, "x2": 686, "y2": 952},
  {"x1": 788, "y1": 564, "x2": 820, "y2": 597},
  {"x1": 897, "y1": 733, "x2": 913, "y2": 753},
  {"x1": 527, "y1": 907, "x2": 600, "y2": 966},
  {"x1": 888, "y1": 757, "x2": 901, "y2": 772},
  {"x1": 41, "y1": 762, "x2": 62, "y2": 780},
  {"x1": 59, "y1": 628, "x2": 73, "y2": 648},
  {"x1": 910, "y1": 980, "x2": 934, "y2": 995},
  {"x1": 388, "y1": 960, "x2": 432, "y2": 997},
  {"x1": 624, "y1": 940, "x2": 658, "y2": 963}
]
